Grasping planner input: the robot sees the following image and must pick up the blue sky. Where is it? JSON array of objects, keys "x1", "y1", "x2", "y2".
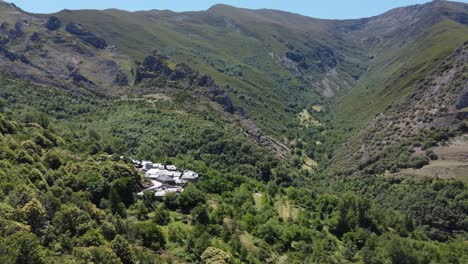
[{"x1": 5, "y1": 0, "x2": 468, "y2": 19}]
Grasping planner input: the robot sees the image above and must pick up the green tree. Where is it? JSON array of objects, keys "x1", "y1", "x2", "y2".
[
  {"x1": 152, "y1": 204, "x2": 170, "y2": 225},
  {"x1": 134, "y1": 221, "x2": 166, "y2": 250},
  {"x1": 21, "y1": 198, "x2": 47, "y2": 235},
  {"x1": 111, "y1": 235, "x2": 136, "y2": 264},
  {"x1": 178, "y1": 184, "x2": 206, "y2": 212}
]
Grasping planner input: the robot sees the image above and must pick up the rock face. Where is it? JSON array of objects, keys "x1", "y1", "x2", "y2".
[
  {"x1": 170, "y1": 63, "x2": 194, "y2": 81},
  {"x1": 456, "y1": 91, "x2": 468, "y2": 110},
  {"x1": 114, "y1": 70, "x2": 129, "y2": 86},
  {"x1": 134, "y1": 51, "x2": 237, "y2": 114},
  {"x1": 70, "y1": 70, "x2": 94, "y2": 85},
  {"x1": 141, "y1": 55, "x2": 171, "y2": 74},
  {"x1": 46, "y1": 16, "x2": 62, "y2": 30},
  {"x1": 313, "y1": 46, "x2": 338, "y2": 71},
  {"x1": 195, "y1": 74, "x2": 215, "y2": 87},
  {"x1": 19, "y1": 54, "x2": 30, "y2": 64},
  {"x1": 0, "y1": 46, "x2": 17, "y2": 61},
  {"x1": 80, "y1": 35, "x2": 107, "y2": 49},
  {"x1": 208, "y1": 87, "x2": 235, "y2": 113},
  {"x1": 286, "y1": 51, "x2": 304, "y2": 63},
  {"x1": 65, "y1": 23, "x2": 89, "y2": 36},
  {"x1": 66, "y1": 22, "x2": 107, "y2": 49}
]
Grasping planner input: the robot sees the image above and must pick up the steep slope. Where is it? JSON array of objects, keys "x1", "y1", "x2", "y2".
[
  {"x1": 52, "y1": 5, "x2": 368, "y2": 135},
  {"x1": 1, "y1": 0, "x2": 467, "y2": 174},
  {"x1": 331, "y1": 41, "x2": 468, "y2": 176},
  {"x1": 0, "y1": 1, "x2": 131, "y2": 95},
  {"x1": 333, "y1": 0, "x2": 468, "y2": 131},
  {"x1": 0, "y1": 1, "x2": 291, "y2": 158}
]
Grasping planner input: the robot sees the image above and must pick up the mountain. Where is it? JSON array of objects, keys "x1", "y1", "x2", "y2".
[{"x1": 0, "y1": 0, "x2": 467, "y2": 263}]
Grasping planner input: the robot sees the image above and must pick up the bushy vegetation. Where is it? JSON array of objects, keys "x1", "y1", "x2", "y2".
[{"x1": 1, "y1": 77, "x2": 467, "y2": 263}]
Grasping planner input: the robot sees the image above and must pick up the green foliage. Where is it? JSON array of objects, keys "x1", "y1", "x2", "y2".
[
  {"x1": 133, "y1": 221, "x2": 166, "y2": 250},
  {"x1": 0, "y1": 70, "x2": 466, "y2": 263},
  {"x1": 111, "y1": 235, "x2": 136, "y2": 264}
]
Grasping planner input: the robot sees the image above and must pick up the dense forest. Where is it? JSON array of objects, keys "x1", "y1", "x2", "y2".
[
  {"x1": 0, "y1": 0, "x2": 467, "y2": 262},
  {"x1": 0, "y1": 77, "x2": 466, "y2": 263}
]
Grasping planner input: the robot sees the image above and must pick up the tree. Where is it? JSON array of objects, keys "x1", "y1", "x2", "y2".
[
  {"x1": 201, "y1": 247, "x2": 231, "y2": 264},
  {"x1": 76, "y1": 229, "x2": 106, "y2": 247},
  {"x1": 73, "y1": 245, "x2": 121, "y2": 264},
  {"x1": 43, "y1": 151, "x2": 62, "y2": 170},
  {"x1": 21, "y1": 198, "x2": 47, "y2": 235},
  {"x1": 152, "y1": 204, "x2": 170, "y2": 225},
  {"x1": 111, "y1": 235, "x2": 136, "y2": 264},
  {"x1": 178, "y1": 184, "x2": 206, "y2": 212},
  {"x1": 0, "y1": 231, "x2": 44, "y2": 264},
  {"x1": 163, "y1": 192, "x2": 178, "y2": 210},
  {"x1": 191, "y1": 205, "x2": 210, "y2": 226},
  {"x1": 134, "y1": 221, "x2": 166, "y2": 250}
]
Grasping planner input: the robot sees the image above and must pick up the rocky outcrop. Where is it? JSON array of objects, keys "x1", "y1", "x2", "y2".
[
  {"x1": 114, "y1": 70, "x2": 129, "y2": 86},
  {"x1": 208, "y1": 87, "x2": 235, "y2": 113},
  {"x1": 12, "y1": 22, "x2": 24, "y2": 38},
  {"x1": 65, "y1": 22, "x2": 107, "y2": 49},
  {"x1": 25, "y1": 32, "x2": 41, "y2": 51},
  {"x1": 65, "y1": 23, "x2": 90, "y2": 36},
  {"x1": 46, "y1": 16, "x2": 62, "y2": 31},
  {"x1": 286, "y1": 52, "x2": 304, "y2": 63},
  {"x1": 170, "y1": 63, "x2": 194, "y2": 81},
  {"x1": 70, "y1": 70, "x2": 94, "y2": 85},
  {"x1": 80, "y1": 35, "x2": 107, "y2": 49},
  {"x1": 456, "y1": 90, "x2": 468, "y2": 110},
  {"x1": 19, "y1": 54, "x2": 30, "y2": 64},
  {"x1": 141, "y1": 54, "x2": 171, "y2": 74},
  {"x1": 0, "y1": 46, "x2": 18, "y2": 61},
  {"x1": 313, "y1": 46, "x2": 338, "y2": 71},
  {"x1": 448, "y1": 12, "x2": 468, "y2": 25},
  {"x1": 195, "y1": 74, "x2": 215, "y2": 87}
]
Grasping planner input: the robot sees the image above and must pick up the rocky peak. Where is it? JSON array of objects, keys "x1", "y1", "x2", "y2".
[
  {"x1": 46, "y1": 16, "x2": 62, "y2": 31},
  {"x1": 65, "y1": 22, "x2": 107, "y2": 49}
]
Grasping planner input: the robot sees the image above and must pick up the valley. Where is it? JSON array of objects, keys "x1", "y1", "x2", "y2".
[{"x1": 0, "y1": 0, "x2": 467, "y2": 263}]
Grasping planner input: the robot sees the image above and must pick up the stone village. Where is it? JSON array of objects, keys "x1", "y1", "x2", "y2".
[{"x1": 131, "y1": 159, "x2": 199, "y2": 198}]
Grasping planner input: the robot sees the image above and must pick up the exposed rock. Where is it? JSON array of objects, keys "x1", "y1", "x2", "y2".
[
  {"x1": 313, "y1": 46, "x2": 338, "y2": 69},
  {"x1": 46, "y1": 16, "x2": 62, "y2": 30},
  {"x1": 142, "y1": 55, "x2": 163, "y2": 71},
  {"x1": 25, "y1": 32, "x2": 41, "y2": 51},
  {"x1": 13, "y1": 22, "x2": 24, "y2": 38},
  {"x1": 195, "y1": 74, "x2": 215, "y2": 87},
  {"x1": 169, "y1": 63, "x2": 193, "y2": 80},
  {"x1": 456, "y1": 91, "x2": 468, "y2": 110},
  {"x1": 298, "y1": 61, "x2": 309, "y2": 69},
  {"x1": 449, "y1": 12, "x2": 468, "y2": 25},
  {"x1": 66, "y1": 22, "x2": 107, "y2": 49},
  {"x1": 285, "y1": 42, "x2": 296, "y2": 51},
  {"x1": 0, "y1": 46, "x2": 18, "y2": 61},
  {"x1": 0, "y1": 37, "x2": 9, "y2": 46},
  {"x1": 19, "y1": 54, "x2": 30, "y2": 64},
  {"x1": 70, "y1": 70, "x2": 94, "y2": 85},
  {"x1": 29, "y1": 32, "x2": 41, "y2": 42},
  {"x1": 65, "y1": 23, "x2": 90, "y2": 36},
  {"x1": 65, "y1": 44, "x2": 92, "y2": 56},
  {"x1": 0, "y1": 22, "x2": 8, "y2": 33},
  {"x1": 114, "y1": 70, "x2": 129, "y2": 86},
  {"x1": 236, "y1": 107, "x2": 247, "y2": 118},
  {"x1": 208, "y1": 87, "x2": 235, "y2": 113},
  {"x1": 140, "y1": 55, "x2": 171, "y2": 75},
  {"x1": 286, "y1": 51, "x2": 304, "y2": 62},
  {"x1": 81, "y1": 35, "x2": 107, "y2": 49},
  {"x1": 51, "y1": 36, "x2": 66, "y2": 44}
]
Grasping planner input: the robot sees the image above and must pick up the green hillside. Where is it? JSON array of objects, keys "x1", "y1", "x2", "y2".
[{"x1": 0, "y1": 0, "x2": 468, "y2": 262}]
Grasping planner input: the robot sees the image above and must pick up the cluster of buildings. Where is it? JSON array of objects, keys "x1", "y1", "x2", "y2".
[{"x1": 133, "y1": 160, "x2": 199, "y2": 198}]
